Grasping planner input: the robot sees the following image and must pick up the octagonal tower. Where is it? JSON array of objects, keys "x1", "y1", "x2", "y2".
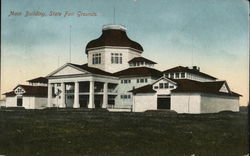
[{"x1": 85, "y1": 24, "x2": 143, "y2": 73}]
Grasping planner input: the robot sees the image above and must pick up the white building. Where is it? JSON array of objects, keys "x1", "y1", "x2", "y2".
[
  {"x1": 45, "y1": 24, "x2": 241, "y2": 113},
  {"x1": 3, "y1": 77, "x2": 48, "y2": 109},
  {"x1": 3, "y1": 24, "x2": 241, "y2": 113}
]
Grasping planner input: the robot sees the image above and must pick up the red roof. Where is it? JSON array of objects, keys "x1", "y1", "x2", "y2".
[
  {"x1": 69, "y1": 63, "x2": 114, "y2": 76},
  {"x1": 128, "y1": 57, "x2": 157, "y2": 64},
  {"x1": 129, "y1": 85, "x2": 156, "y2": 94},
  {"x1": 129, "y1": 79, "x2": 241, "y2": 97},
  {"x1": 163, "y1": 66, "x2": 217, "y2": 80},
  {"x1": 27, "y1": 77, "x2": 48, "y2": 83},
  {"x1": 171, "y1": 79, "x2": 241, "y2": 97},
  {"x1": 114, "y1": 67, "x2": 162, "y2": 78},
  {"x1": 85, "y1": 28, "x2": 143, "y2": 54},
  {"x1": 3, "y1": 85, "x2": 47, "y2": 97}
]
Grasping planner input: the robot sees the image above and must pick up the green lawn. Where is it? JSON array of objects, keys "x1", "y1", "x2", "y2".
[{"x1": 0, "y1": 109, "x2": 248, "y2": 156}]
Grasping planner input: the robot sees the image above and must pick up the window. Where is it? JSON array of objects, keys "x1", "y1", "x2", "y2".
[
  {"x1": 170, "y1": 73, "x2": 174, "y2": 78},
  {"x1": 52, "y1": 87, "x2": 56, "y2": 97},
  {"x1": 121, "y1": 79, "x2": 131, "y2": 84},
  {"x1": 57, "y1": 83, "x2": 61, "y2": 87},
  {"x1": 92, "y1": 53, "x2": 101, "y2": 64},
  {"x1": 154, "y1": 86, "x2": 159, "y2": 89},
  {"x1": 121, "y1": 94, "x2": 131, "y2": 99},
  {"x1": 176, "y1": 73, "x2": 179, "y2": 79},
  {"x1": 165, "y1": 73, "x2": 169, "y2": 78},
  {"x1": 17, "y1": 98, "x2": 23, "y2": 106},
  {"x1": 111, "y1": 53, "x2": 122, "y2": 64},
  {"x1": 15, "y1": 88, "x2": 25, "y2": 94},
  {"x1": 181, "y1": 72, "x2": 185, "y2": 78},
  {"x1": 137, "y1": 78, "x2": 148, "y2": 83},
  {"x1": 164, "y1": 83, "x2": 169, "y2": 88},
  {"x1": 169, "y1": 85, "x2": 174, "y2": 88},
  {"x1": 159, "y1": 83, "x2": 164, "y2": 89}
]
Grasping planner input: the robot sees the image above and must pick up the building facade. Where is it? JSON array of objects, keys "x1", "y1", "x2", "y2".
[
  {"x1": 45, "y1": 24, "x2": 241, "y2": 113},
  {"x1": 3, "y1": 77, "x2": 48, "y2": 109}
]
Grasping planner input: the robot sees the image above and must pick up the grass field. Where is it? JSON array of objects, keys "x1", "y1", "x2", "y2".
[{"x1": 0, "y1": 109, "x2": 248, "y2": 156}]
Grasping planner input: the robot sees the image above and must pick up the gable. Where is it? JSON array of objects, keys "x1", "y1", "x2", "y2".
[
  {"x1": 219, "y1": 83, "x2": 230, "y2": 93},
  {"x1": 153, "y1": 78, "x2": 177, "y2": 90},
  {"x1": 50, "y1": 65, "x2": 89, "y2": 77},
  {"x1": 14, "y1": 86, "x2": 25, "y2": 95}
]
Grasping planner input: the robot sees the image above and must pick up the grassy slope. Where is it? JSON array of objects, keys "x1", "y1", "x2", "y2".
[{"x1": 0, "y1": 109, "x2": 248, "y2": 156}]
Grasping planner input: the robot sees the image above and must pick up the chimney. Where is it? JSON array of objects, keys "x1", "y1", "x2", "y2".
[{"x1": 192, "y1": 66, "x2": 200, "y2": 71}]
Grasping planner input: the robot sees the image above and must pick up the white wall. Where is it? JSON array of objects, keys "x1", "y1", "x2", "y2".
[
  {"x1": 200, "y1": 94, "x2": 239, "y2": 113},
  {"x1": 171, "y1": 93, "x2": 201, "y2": 113},
  {"x1": 0, "y1": 100, "x2": 6, "y2": 107},
  {"x1": 133, "y1": 93, "x2": 157, "y2": 112},
  {"x1": 5, "y1": 96, "x2": 47, "y2": 109},
  {"x1": 87, "y1": 47, "x2": 141, "y2": 73},
  {"x1": 115, "y1": 76, "x2": 155, "y2": 109},
  {"x1": 23, "y1": 97, "x2": 35, "y2": 109},
  {"x1": 6, "y1": 97, "x2": 17, "y2": 107},
  {"x1": 34, "y1": 97, "x2": 47, "y2": 109},
  {"x1": 54, "y1": 66, "x2": 85, "y2": 76}
]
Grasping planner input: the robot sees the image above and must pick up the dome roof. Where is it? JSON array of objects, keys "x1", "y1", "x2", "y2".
[{"x1": 85, "y1": 24, "x2": 143, "y2": 54}]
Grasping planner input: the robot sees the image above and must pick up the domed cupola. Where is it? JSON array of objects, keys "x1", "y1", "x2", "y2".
[{"x1": 85, "y1": 24, "x2": 143, "y2": 54}]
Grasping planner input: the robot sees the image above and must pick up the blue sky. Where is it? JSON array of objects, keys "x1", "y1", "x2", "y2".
[{"x1": 1, "y1": 0, "x2": 249, "y2": 105}]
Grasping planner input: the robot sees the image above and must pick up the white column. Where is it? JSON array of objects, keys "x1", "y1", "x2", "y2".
[
  {"x1": 60, "y1": 82, "x2": 66, "y2": 108},
  {"x1": 88, "y1": 80, "x2": 94, "y2": 108},
  {"x1": 47, "y1": 83, "x2": 52, "y2": 107},
  {"x1": 73, "y1": 81, "x2": 80, "y2": 108},
  {"x1": 102, "y1": 82, "x2": 108, "y2": 108}
]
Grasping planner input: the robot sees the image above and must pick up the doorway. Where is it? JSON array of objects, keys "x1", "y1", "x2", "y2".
[
  {"x1": 157, "y1": 96, "x2": 171, "y2": 109},
  {"x1": 17, "y1": 97, "x2": 23, "y2": 106}
]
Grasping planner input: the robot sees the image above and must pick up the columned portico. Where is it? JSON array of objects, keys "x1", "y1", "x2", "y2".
[
  {"x1": 47, "y1": 83, "x2": 52, "y2": 107},
  {"x1": 102, "y1": 82, "x2": 108, "y2": 108},
  {"x1": 88, "y1": 80, "x2": 95, "y2": 108},
  {"x1": 73, "y1": 81, "x2": 80, "y2": 108},
  {"x1": 60, "y1": 82, "x2": 66, "y2": 108}
]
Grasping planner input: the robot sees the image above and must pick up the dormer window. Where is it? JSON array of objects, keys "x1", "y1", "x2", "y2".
[
  {"x1": 170, "y1": 73, "x2": 174, "y2": 79},
  {"x1": 92, "y1": 53, "x2": 101, "y2": 64},
  {"x1": 14, "y1": 87, "x2": 25, "y2": 95},
  {"x1": 181, "y1": 72, "x2": 185, "y2": 78},
  {"x1": 111, "y1": 53, "x2": 122, "y2": 64},
  {"x1": 175, "y1": 73, "x2": 179, "y2": 78},
  {"x1": 128, "y1": 57, "x2": 156, "y2": 68}
]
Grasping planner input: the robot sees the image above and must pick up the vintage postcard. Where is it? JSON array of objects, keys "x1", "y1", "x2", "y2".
[{"x1": 0, "y1": 0, "x2": 249, "y2": 155}]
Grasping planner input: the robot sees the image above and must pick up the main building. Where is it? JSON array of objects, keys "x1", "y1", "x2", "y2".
[{"x1": 4, "y1": 24, "x2": 241, "y2": 113}]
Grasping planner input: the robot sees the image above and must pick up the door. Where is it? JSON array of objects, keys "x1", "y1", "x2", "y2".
[
  {"x1": 17, "y1": 97, "x2": 23, "y2": 106},
  {"x1": 95, "y1": 100, "x2": 101, "y2": 108},
  {"x1": 79, "y1": 95, "x2": 88, "y2": 108},
  {"x1": 157, "y1": 97, "x2": 170, "y2": 109}
]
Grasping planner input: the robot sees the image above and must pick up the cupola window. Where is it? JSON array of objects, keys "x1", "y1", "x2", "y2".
[
  {"x1": 111, "y1": 53, "x2": 122, "y2": 64},
  {"x1": 92, "y1": 53, "x2": 101, "y2": 64},
  {"x1": 181, "y1": 72, "x2": 185, "y2": 78}
]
